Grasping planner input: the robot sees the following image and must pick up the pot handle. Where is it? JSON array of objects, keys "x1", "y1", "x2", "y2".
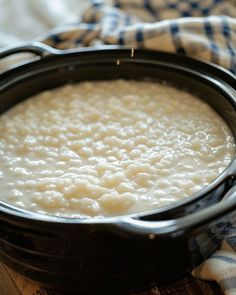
[
  {"x1": 0, "y1": 41, "x2": 60, "y2": 59},
  {"x1": 118, "y1": 183, "x2": 236, "y2": 236}
]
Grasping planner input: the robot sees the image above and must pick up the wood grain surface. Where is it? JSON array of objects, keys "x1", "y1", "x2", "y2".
[{"x1": 0, "y1": 261, "x2": 223, "y2": 295}]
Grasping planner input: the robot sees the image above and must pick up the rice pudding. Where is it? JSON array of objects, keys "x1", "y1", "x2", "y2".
[{"x1": 0, "y1": 80, "x2": 234, "y2": 218}]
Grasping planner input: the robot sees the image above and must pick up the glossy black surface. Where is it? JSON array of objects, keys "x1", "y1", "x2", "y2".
[{"x1": 0, "y1": 45, "x2": 235, "y2": 294}]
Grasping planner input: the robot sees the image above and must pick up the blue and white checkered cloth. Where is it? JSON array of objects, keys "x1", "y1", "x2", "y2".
[{"x1": 42, "y1": 0, "x2": 236, "y2": 74}]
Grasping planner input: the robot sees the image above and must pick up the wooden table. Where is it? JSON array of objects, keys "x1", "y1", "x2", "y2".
[{"x1": 0, "y1": 261, "x2": 223, "y2": 295}]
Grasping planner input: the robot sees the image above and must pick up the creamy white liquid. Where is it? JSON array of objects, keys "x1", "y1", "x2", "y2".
[{"x1": 0, "y1": 80, "x2": 234, "y2": 217}]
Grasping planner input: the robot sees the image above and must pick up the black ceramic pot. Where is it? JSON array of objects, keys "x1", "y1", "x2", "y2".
[{"x1": 0, "y1": 43, "x2": 235, "y2": 295}]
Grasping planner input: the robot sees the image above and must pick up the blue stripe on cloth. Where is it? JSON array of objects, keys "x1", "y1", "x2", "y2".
[
  {"x1": 136, "y1": 26, "x2": 144, "y2": 44},
  {"x1": 210, "y1": 255, "x2": 236, "y2": 264},
  {"x1": 181, "y1": 11, "x2": 191, "y2": 17},
  {"x1": 144, "y1": 0, "x2": 158, "y2": 18},
  {"x1": 226, "y1": 237, "x2": 236, "y2": 250},
  {"x1": 170, "y1": 22, "x2": 186, "y2": 54},
  {"x1": 203, "y1": 20, "x2": 219, "y2": 64},
  {"x1": 221, "y1": 17, "x2": 236, "y2": 73},
  {"x1": 113, "y1": 0, "x2": 121, "y2": 8},
  {"x1": 190, "y1": 2, "x2": 199, "y2": 9},
  {"x1": 49, "y1": 34, "x2": 62, "y2": 44},
  {"x1": 219, "y1": 276, "x2": 236, "y2": 291},
  {"x1": 74, "y1": 24, "x2": 95, "y2": 45},
  {"x1": 202, "y1": 8, "x2": 210, "y2": 15},
  {"x1": 168, "y1": 3, "x2": 177, "y2": 9},
  {"x1": 118, "y1": 30, "x2": 125, "y2": 45}
]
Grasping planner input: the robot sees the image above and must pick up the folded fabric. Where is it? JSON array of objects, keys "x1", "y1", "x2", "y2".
[
  {"x1": 193, "y1": 240, "x2": 236, "y2": 295},
  {"x1": 42, "y1": 0, "x2": 236, "y2": 73}
]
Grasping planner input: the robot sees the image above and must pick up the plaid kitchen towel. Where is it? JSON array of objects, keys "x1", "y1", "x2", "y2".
[
  {"x1": 0, "y1": 0, "x2": 236, "y2": 294},
  {"x1": 42, "y1": 0, "x2": 236, "y2": 74},
  {"x1": 192, "y1": 240, "x2": 236, "y2": 295}
]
